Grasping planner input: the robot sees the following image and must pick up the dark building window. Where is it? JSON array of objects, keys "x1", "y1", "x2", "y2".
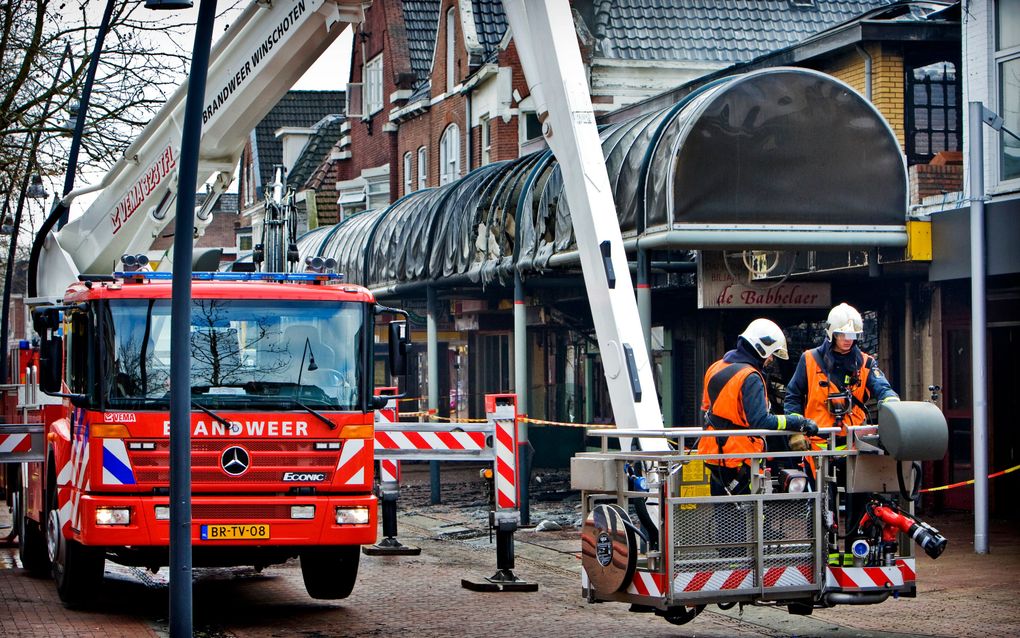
[{"x1": 906, "y1": 61, "x2": 961, "y2": 165}]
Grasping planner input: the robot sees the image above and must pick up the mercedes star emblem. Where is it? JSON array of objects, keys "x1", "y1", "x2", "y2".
[{"x1": 220, "y1": 446, "x2": 250, "y2": 476}]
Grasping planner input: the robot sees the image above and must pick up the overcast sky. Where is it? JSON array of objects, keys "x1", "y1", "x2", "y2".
[
  {"x1": 66, "y1": 3, "x2": 353, "y2": 219},
  {"x1": 191, "y1": 1, "x2": 354, "y2": 89}
]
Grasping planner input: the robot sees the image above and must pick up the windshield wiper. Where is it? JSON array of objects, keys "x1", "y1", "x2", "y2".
[
  {"x1": 245, "y1": 396, "x2": 337, "y2": 430},
  {"x1": 192, "y1": 400, "x2": 234, "y2": 431},
  {"x1": 286, "y1": 398, "x2": 337, "y2": 430}
]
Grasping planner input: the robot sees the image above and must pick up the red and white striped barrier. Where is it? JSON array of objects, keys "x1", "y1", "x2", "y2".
[
  {"x1": 486, "y1": 395, "x2": 518, "y2": 511},
  {"x1": 826, "y1": 558, "x2": 915, "y2": 590},
  {"x1": 0, "y1": 424, "x2": 44, "y2": 464},
  {"x1": 375, "y1": 428, "x2": 488, "y2": 456},
  {"x1": 0, "y1": 432, "x2": 31, "y2": 454},
  {"x1": 374, "y1": 389, "x2": 400, "y2": 485},
  {"x1": 368, "y1": 393, "x2": 523, "y2": 571}
]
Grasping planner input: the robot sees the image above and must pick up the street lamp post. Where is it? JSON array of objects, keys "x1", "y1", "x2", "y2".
[
  {"x1": 143, "y1": 0, "x2": 216, "y2": 636},
  {"x1": 967, "y1": 102, "x2": 1020, "y2": 555}
]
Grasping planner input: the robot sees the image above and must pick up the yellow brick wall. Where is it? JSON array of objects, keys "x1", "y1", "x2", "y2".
[{"x1": 819, "y1": 44, "x2": 905, "y2": 148}]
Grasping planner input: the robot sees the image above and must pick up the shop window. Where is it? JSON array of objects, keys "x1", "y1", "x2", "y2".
[{"x1": 480, "y1": 334, "x2": 510, "y2": 392}]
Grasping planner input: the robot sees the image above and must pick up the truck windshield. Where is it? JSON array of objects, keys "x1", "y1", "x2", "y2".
[{"x1": 101, "y1": 298, "x2": 364, "y2": 410}]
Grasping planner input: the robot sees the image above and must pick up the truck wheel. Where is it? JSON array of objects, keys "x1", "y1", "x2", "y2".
[
  {"x1": 17, "y1": 484, "x2": 49, "y2": 575},
  {"x1": 300, "y1": 546, "x2": 360, "y2": 599},
  {"x1": 46, "y1": 489, "x2": 104, "y2": 606},
  {"x1": 655, "y1": 604, "x2": 705, "y2": 625}
]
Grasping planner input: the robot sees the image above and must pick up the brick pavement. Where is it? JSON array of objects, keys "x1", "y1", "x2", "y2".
[{"x1": 1, "y1": 488, "x2": 1018, "y2": 637}]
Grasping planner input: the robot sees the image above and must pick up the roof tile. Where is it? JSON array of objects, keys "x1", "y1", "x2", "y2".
[
  {"x1": 252, "y1": 91, "x2": 344, "y2": 197},
  {"x1": 401, "y1": 1, "x2": 441, "y2": 86},
  {"x1": 598, "y1": 0, "x2": 896, "y2": 64}
]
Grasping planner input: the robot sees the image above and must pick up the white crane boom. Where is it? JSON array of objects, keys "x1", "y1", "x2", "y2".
[
  {"x1": 500, "y1": 0, "x2": 667, "y2": 446},
  {"x1": 36, "y1": 0, "x2": 365, "y2": 299}
]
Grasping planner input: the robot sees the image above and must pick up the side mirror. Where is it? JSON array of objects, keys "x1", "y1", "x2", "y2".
[
  {"x1": 31, "y1": 307, "x2": 64, "y2": 394},
  {"x1": 38, "y1": 336, "x2": 62, "y2": 394},
  {"x1": 388, "y1": 320, "x2": 409, "y2": 377}
]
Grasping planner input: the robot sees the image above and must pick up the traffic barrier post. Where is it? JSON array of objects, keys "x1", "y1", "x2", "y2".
[
  {"x1": 364, "y1": 387, "x2": 421, "y2": 556},
  {"x1": 462, "y1": 394, "x2": 538, "y2": 592}
]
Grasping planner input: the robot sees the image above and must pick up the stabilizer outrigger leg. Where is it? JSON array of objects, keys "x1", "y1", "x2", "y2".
[
  {"x1": 363, "y1": 485, "x2": 421, "y2": 556},
  {"x1": 461, "y1": 512, "x2": 538, "y2": 592}
]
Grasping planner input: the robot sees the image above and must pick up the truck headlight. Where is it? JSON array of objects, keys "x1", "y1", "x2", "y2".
[
  {"x1": 291, "y1": 505, "x2": 315, "y2": 519},
  {"x1": 96, "y1": 507, "x2": 131, "y2": 525},
  {"x1": 334, "y1": 506, "x2": 370, "y2": 525},
  {"x1": 154, "y1": 506, "x2": 170, "y2": 520}
]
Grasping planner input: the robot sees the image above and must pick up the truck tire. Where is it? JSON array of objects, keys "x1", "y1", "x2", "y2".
[
  {"x1": 17, "y1": 483, "x2": 49, "y2": 575},
  {"x1": 46, "y1": 485, "x2": 104, "y2": 606},
  {"x1": 300, "y1": 546, "x2": 360, "y2": 599}
]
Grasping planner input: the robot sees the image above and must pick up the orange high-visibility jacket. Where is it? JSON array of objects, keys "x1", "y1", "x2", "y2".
[
  {"x1": 697, "y1": 360, "x2": 767, "y2": 468},
  {"x1": 802, "y1": 347, "x2": 873, "y2": 434}
]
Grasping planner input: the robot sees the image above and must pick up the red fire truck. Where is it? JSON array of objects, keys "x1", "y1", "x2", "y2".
[{"x1": 17, "y1": 268, "x2": 409, "y2": 605}]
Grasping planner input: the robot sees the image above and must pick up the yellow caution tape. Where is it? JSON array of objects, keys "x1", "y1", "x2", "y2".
[
  {"x1": 425, "y1": 414, "x2": 488, "y2": 423},
  {"x1": 919, "y1": 463, "x2": 1020, "y2": 493},
  {"x1": 517, "y1": 416, "x2": 605, "y2": 429}
]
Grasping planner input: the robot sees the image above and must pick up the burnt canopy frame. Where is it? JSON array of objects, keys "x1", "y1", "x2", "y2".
[{"x1": 297, "y1": 68, "x2": 908, "y2": 291}]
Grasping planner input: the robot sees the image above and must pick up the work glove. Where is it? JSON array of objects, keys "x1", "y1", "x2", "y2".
[
  {"x1": 789, "y1": 416, "x2": 819, "y2": 438},
  {"x1": 788, "y1": 433, "x2": 812, "y2": 452}
]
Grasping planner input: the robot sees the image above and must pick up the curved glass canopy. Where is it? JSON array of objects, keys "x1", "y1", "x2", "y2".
[{"x1": 295, "y1": 68, "x2": 907, "y2": 290}]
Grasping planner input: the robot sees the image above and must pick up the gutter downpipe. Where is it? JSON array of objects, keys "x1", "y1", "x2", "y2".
[
  {"x1": 855, "y1": 44, "x2": 873, "y2": 101},
  {"x1": 465, "y1": 90, "x2": 472, "y2": 174}
]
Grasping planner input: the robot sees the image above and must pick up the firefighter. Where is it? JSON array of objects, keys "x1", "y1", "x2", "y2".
[
  {"x1": 784, "y1": 302, "x2": 899, "y2": 443},
  {"x1": 784, "y1": 303, "x2": 899, "y2": 545},
  {"x1": 698, "y1": 318, "x2": 818, "y2": 497}
]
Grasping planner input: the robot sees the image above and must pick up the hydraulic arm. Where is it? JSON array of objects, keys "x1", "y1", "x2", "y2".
[
  {"x1": 34, "y1": 0, "x2": 365, "y2": 299},
  {"x1": 500, "y1": 0, "x2": 667, "y2": 450}
]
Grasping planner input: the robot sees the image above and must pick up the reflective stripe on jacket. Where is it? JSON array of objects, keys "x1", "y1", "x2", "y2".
[{"x1": 697, "y1": 359, "x2": 766, "y2": 468}]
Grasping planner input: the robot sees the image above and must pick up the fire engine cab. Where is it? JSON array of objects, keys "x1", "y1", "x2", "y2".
[{"x1": 18, "y1": 267, "x2": 410, "y2": 605}]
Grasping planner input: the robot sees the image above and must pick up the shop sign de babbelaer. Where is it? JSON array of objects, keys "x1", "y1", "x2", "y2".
[{"x1": 697, "y1": 252, "x2": 830, "y2": 309}]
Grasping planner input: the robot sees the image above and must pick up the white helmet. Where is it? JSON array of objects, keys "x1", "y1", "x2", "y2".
[
  {"x1": 826, "y1": 302, "x2": 863, "y2": 341},
  {"x1": 740, "y1": 318, "x2": 789, "y2": 360}
]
